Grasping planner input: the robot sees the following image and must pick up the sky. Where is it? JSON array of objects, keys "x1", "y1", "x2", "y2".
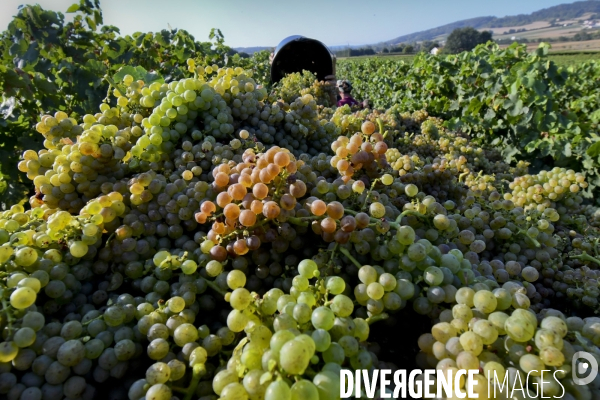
[{"x1": 0, "y1": 0, "x2": 585, "y2": 48}]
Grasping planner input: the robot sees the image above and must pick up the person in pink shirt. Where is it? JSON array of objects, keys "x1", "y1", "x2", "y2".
[{"x1": 337, "y1": 80, "x2": 368, "y2": 108}]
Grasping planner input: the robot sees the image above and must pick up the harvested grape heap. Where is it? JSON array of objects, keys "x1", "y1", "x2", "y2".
[{"x1": 1, "y1": 63, "x2": 600, "y2": 400}]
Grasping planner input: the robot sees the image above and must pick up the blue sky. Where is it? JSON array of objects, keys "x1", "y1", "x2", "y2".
[{"x1": 0, "y1": 0, "x2": 583, "y2": 48}]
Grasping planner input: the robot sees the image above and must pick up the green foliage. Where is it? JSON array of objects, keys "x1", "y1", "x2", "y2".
[
  {"x1": 0, "y1": 1, "x2": 261, "y2": 209},
  {"x1": 337, "y1": 42, "x2": 600, "y2": 199},
  {"x1": 443, "y1": 27, "x2": 493, "y2": 54}
]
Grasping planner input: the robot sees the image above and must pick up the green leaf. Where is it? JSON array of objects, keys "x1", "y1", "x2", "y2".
[
  {"x1": 484, "y1": 108, "x2": 496, "y2": 121},
  {"x1": 113, "y1": 65, "x2": 163, "y2": 85},
  {"x1": 587, "y1": 141, "x2": 600, "y2": 158},
  {"x1": 66, "y1": 3, "x2": 80, "y2": 12}
]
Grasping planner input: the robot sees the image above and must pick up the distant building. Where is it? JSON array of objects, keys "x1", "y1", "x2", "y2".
[{"x1": 430, "y1": 47, "x2": 439, "y2": 55}]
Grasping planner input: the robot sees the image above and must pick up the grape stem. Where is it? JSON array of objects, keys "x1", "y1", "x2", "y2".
[
  {"x1": 338, "y1": 247, "x2": 362, "y2": 269},
  {"x1": 82, "y1": 314, "x2": 103, "y2": 326},
  {"x1": 183, "y1": 364, "x2": 206, "y2": 400},
  {"x1": 104, "y1": 75, "x2": 127, "y2": 98},
  {"x1": 344, "y1": 208, "x2": 424, "y2": 231},
  {"x1": 570, "y1": 251, "x2": 600, "y2": 266},
  {"x1": 200, "y1": 277, "x2": 227, "y2": 297},
  {"x1": 221, "y1": 219, "x2": 270, "y2": 241},
  {"x1": 366, "y1": 313, "x2": 389, "y2": 325},
  {"x1": 362, "y1": 178, "x2": 380, "y2": 209},
  {"x1": 0, "y1": 295, "x2": 15, "y2": 335},
  {"x1": 287, "y1": 215, "x2": 321, "y2": 227},
  {"x1": 517, "y1": 229, "x2": 541, "y2": 248}
]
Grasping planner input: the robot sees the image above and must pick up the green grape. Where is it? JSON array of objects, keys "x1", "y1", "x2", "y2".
[
  {"x1": 0, "y1": 245, "x2": 14, "y2": 263},
  {"x1": 311, "y1": 306, "x2": 335, "y2": 330},
  {"x1": 366, "y1": 282, "x2": 384, "y2": 300},
  {"x1": 243, "y1": 369, "x2": 267, "y2": 398},
  {"x1": 221, "y1": 382, "x2": 249, "y2": 400},
  {"x1": 405, "y1": 184, "x2": 418, "y2": 197},
  {"x1": 173, "y1": 323, "x2": 198, "y2": 347},
  {"x1": 265, "y1": 380, "x2": 291, "y2": 400},
  {"x1": 369, "y1": 202, "x2": 385, "y2": 218},
  {"x1": 456, "y1": 350, "x2": 479, "y2": 370},
  {"x1": 280, "y1": 339, "x2": 312, "y2": 374},
  {"x1": 292, "y1": 275, "x2": 309, "y2": 291},
  {"x1": 189, "y1": 346, "x2": 208, "y2": 366},
  {"x1": 148, "y1": 338, "x2": 170, "y2": 360},
  {"x1": 472, "y1": 320, "x2": 498, "y2": 345},
  {"x1": 483, "y1": 361, "x2": 505, "y2": 381},
  {"x1": 22, "y1": 311, "x2": 45, "y2": 331},
  {"x1": 431, "y1": 322, "x2": 457, "y2": 344},
  {"x1": 424, "y1": 266, "x2": 444, "y2": 286},
  {"x1": 227, "y1": 270, "x2": 247, "y2": 289},
  {"x1": 168, "y1": 296, "x2": 185, "y2": 313},
  {"x1": 291, "y1": 379, "x2": 319, "y2": 400},
  {"x1": 473, "y1": 290, "x2": 497, "y2": 314},
  {"x1": 312, "y1": 329, "x2": 331, "y2": 352},
  {"x1": 14, "y1": 327, "x2": 36, "y2": 348},
  {"x1": 0, "y1": 341, "x2": 19, "y2": 362},
  {"x1": 330, "y1": 295, "x2": 354, "y2": 317},
  {"x1": 455, "y1": 287, "x2": 475, "y2": 307},
  {"x1": 353, "y1": 318, "x2": 370, "y2": 342},
  {"x1": 313, "y1": 371, "x2": 339, "y2": 400},
  {"x1": 227, "y1": 309, "x2": 248, "y2": 333},
  {"x1": 539, "y1": 346, "x2": 564, "y2": 367},
  {"x1": 298, "y1": 259, "x2": 318, "y2": 278},
  {"x1": 10, "y1": 287, "x2": 36, "y2": 309},
  {"x1": 326, "y1": 277, "x2": 345, "y2": 295},
  {"x1": 394, "y1": 279, "x2": 415, "y2": 300},
  {"x1": 322, "y1": 342, "x2": 345, "y2": 364},
  {"x1": 17, "y1": 277, "x2": 41, "y2": 293},
  {"x1": 396, "y1": 225, "x2": 415, "y2": 245},
  {"x1": 540, "y1": 316, "x2": 568, "y2": 338},
  {"x1": 15, "y1": 247, "x2": 37, "y2": 266},
  {"x1": 519, "y1": 354, "x2": 545, "y2": 376},
  {"x1": 181, "y1": 260, "x2": 197, "y2": 274},
  {"x1": 206, "y1": 260, "x2": 223, "y2": 277},
  {"x1": 407, "y1": 243, "x2": 426, "y2": 261},
  {"x1": 270, "y1": 330, "x2": 295, "y2": 353},
  {"x1": 440, "y1": 254, "x2": 460, "y2": 273},
  {"x1": 535, "y1": 329, "x2": 562, "y2": 350},
  {"x1": 488, "y1": 312, "x2": 509, "y2": 335},
  {"x1": 230, "y1": 288, "x2": 252, "y2": 310},
  {"x1": 213, "y1": 369, "x2": 239, "y2": 395},
  {"x1": 69, "y1": 241, "x2": 88, "y2": 258},
  {"x1": 358, "y1": 265, "x2": 378, "y2": 285},
  {"x1": 493, "y1": 288, "x2": 512, "y2": 311},
  {"x1": 145, "y1": 384, "x2": 171, "y2": 400},
  {"x1": 293, "y1": 303, "x2": 312, "y2": 324},
  {"x1": 146, "y1": 362, "x2": 171, "y2": 385},
  {"x1": 378, "y1": 273, "x2": 396, "y2": 291},
  {"x1": 459, "y1": 331, "x2": 483, "y2": 355},
  {"x1": 505, "y1": 316, "x2": 535, "y2": 342},
  {"x1": 248, "y1": 325, "x2": 272, "y2": 349}
]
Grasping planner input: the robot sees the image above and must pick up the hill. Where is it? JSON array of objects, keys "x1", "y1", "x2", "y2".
[
  {"x1": 385, "y1": 0, "x2": 600, "y2": 44},
  {"x1": 233, "y1": 46, "x2": 272, "y2": 55}
]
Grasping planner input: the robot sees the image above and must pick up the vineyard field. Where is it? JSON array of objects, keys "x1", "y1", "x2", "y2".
[{"x1": 338, "y1": 49, "x2": 600, "y2": 67}]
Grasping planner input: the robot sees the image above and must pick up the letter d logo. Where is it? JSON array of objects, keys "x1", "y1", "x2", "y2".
[{"x1": 572, "y1": 351, "x2": 599, "y2": 385}]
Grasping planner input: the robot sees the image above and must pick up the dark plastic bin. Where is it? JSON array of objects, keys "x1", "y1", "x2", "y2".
[{"x1": 270, "y1": 35, "x2": 335, "y2": 83}]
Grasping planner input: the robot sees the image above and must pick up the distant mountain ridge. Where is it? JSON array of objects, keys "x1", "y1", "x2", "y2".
[
  {"x1": 235, "y1": 1, "x2": 600, "y2": 53},
  {"x1": 384, "y1": 0, "x2": 600, "y2": 44},
  {"x1": 232, "y1": 46, "x2": 272, "y2": 54}
]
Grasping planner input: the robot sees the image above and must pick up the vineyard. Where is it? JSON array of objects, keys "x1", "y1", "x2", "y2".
[{"x1": 1, "y1": 2, "x2": 600, "y2": 400}]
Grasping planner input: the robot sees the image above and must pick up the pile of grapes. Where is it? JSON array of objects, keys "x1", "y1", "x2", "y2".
[{"x1": 1, "y1": 62, "x2": 599, "y2": 400}]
